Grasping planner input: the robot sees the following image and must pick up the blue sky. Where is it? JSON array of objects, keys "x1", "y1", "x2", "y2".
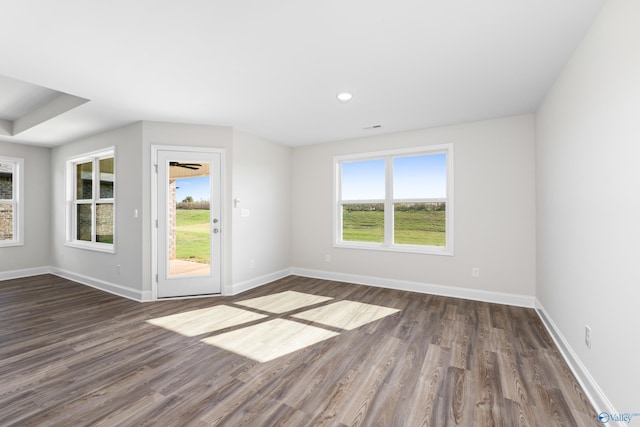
[
  {"x1": 175, "y1": 153, "x2": 446, "y2": 202},
  {"x1": 342, "y1": 154, "x2": 446, "y2": 200},
  {"x1": 176, "y1": 176, "x2": 210, "y2": 202}
]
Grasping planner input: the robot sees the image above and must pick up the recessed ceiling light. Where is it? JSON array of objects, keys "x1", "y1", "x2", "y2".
[{"x1": 336, "y1": 92, "x2": 353, "y2": 102}]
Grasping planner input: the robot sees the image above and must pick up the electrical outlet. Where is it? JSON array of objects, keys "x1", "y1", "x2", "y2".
[
  {"x1": 325, "y1": 254, "x2": 331, "y2": 263},
  {"x1": 116, "y1": 264, "x2": 121, "y2": 275},
  {"x1": 471, "y1": 267, "x2": 480, "y2": 278},
  {"x1": 585, "y1": 325, "x2": 591, "y2": 349},
  {"x1": 250, "y1": 259, "x2": 255, "y2": 269}
]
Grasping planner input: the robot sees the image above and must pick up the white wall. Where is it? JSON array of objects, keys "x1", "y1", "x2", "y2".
[
  {"x1": 231, "y1": 130, "x2": 291, "y2": 292},
  {"x1": 536, "y1": 0, "x2": 640, "y2": 413},
  {"x1": 0, "y1": 142, "x2": 51, "y2": 276},
  {"x1": 292, "y1": 115, "x2": 536, "y2": 301},
  {"x1": 50, "y1": 123, "x2": 144, "y2": 298}
]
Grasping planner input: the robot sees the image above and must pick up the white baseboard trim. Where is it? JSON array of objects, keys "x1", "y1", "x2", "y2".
[
  {"x1": 291, "y1": 268, "x2": 535, "y2": 308},
  {"x1": 52, "y1": 268, "x2": 150, "y2": 302},
  {"x1": 4, "y1": 266, "x2": 533, "y2": 308},
  {"x1": 228, "y1": 268, "x2": 293, "y2": 296},
  {"x1": 535, "y1": 299, "x2": 620, "y2": 426},
  {"x1": 0, "y1": 266, "x2": 53, "y2": 281}
]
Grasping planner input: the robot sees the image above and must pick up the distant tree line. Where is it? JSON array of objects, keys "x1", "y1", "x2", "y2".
[
  {"x1": 177, "y1": 200, "x2": 210, "y2": 210},
  {"x1": 395, "y1": 202, "x2": 445, "y2": 212},
  {"x1": 344, "y1": 203, "x2": 445, "y2": 212}
]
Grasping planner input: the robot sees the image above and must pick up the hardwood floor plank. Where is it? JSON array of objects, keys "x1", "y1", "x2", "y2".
[
  {"x1": 503, "y1": 399, "x2": 533, "y2": 427},
  {"x1": 408, "y1": 344, "x2": 451, "y2": 426},
  {"x1": 0, "y1": 274, "x2": 600, "y2": 426},
  {"x1": 473, "y1": 350, "x2": 505, "y2": 427}
]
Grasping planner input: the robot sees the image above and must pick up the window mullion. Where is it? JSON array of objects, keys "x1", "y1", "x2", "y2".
[
  {"x1": 92, "y1": 158, "x2": 98, "y2": 243},
  {"x1": 385, "y1": 156, "x2": 393, "y2": 246},
  {"x1": 91, "y1": 202, "x2": 96, "y2": 243},
  {"x1": 336, "y1": 162, "x2": 343, "y2": 243},
  {"x1": 74, "y1": 161, "x2": 80, "y2": 242},
  {"x1": 11, "y1": 170, "x2": 17, "y2": 236}
]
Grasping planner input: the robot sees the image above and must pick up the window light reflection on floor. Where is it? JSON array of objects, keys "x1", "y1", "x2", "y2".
[
  {"x1": 146, "y1": 305, "x2": 267, "y2": 337},
  {"x1": 292, "y1": 300, "x2": 400, "y2": 331},
  {"x1": 234, "y1": 290, "x2": 333, "y2": 314},
  {"x1": 147, "y1": 291, "x2": 401, "y2": 363},
  {"x1": 201, "y1": 318, "x2": 339, "y2": 363}
]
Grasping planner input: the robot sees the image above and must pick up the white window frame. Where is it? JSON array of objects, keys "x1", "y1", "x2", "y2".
[
  {"x1": 65, "y1": 148, "x2": 116, "y2": 253},
  {"x1": 0, "y1": 156, "x2": 24, "y2": 247},
  {"x1": 334, "y1": 144, "x2": 453, "y2": 256}
]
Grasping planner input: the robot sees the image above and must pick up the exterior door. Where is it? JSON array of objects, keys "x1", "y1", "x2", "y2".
[{"x1": 156, "y1": 149, "x2": 222, "y2": 298}]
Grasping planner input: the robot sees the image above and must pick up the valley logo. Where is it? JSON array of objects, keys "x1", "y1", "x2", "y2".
[{"x1": 599, "y1": 411, "x2": 640, "y2": 424}]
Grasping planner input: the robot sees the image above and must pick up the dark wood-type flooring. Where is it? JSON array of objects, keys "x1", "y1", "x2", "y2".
[{"x1": 0, "y1": 274, "x2": 599, "y2": 426}]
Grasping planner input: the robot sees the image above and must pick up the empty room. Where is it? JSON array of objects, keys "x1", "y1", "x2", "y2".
[{"x1": 1, "y1": 0, "x2": 638, "y2": 425}]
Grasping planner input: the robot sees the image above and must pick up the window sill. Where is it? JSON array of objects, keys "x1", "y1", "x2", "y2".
[
  {"x1": 65, "y1": 241, "x2": 116, "y2": 254},
  {"x1": 0, "y1": 241, "x2": 24, "y2": 248},
  {"x1": 334, "y1": 241, "x2": 453, "y2": 256}
]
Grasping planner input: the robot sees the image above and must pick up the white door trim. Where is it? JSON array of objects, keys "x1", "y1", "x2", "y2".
[{"x1": 151, "y1": 145, "x2": 226, "y2": 300}]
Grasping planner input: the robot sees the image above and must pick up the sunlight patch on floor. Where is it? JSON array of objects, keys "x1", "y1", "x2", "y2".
[
  {"x1": 234, "y1": 290, "x2": 333, "y2": 314},
  {"x1": 149, "y1": 291, "x2": 401, "y2": 362},
  {"x1": 292, "y1": 300, "x2": 401, "y2": 330},
  {"x1": 146, "y1": 305, "x2": 267, "y2": 337},
  {"x1": 201, "y1": 319, "x2": 339, "y2": 363}
]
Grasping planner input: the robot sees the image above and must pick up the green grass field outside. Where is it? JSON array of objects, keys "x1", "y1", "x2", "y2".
[
  {"x1": 176, "y1": 209, "x2": 210, "y2": 264},
  {"x1": 342, "y1": 208, "x2": 446, "y2": 246},
  {"x1": 175, "y1": 207, "x2": 444, "y2": 263}
]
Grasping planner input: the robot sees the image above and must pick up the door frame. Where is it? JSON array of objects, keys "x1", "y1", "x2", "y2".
[{"x1": 151, "y1": 145, "x2": 226, "y2": 300}]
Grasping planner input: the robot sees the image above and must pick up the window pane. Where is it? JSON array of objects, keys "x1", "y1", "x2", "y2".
[
  {"x1": 99, "y1": 157, "x2": 114, "y2": 199},
  {"x1": 0, "y1": 162, "x2": 14, "y2": 201},
  {"x1": 96, "y1": 203, "x2": 114, "y2": 244},
  {"x1": 342, "y1": 203, "x2": 384, "y2": 243},
  {"x1": 77, "y1": 204, "x2": 92, "y2": 241},
  {"x1": 341, "y1": 159, "x2": 385, "y2": 200},
  {"x1": 0, "y1": 204, "x2": 14, "y2": 240},
  {"x1": 170, "y1": 169, "x2": 211, "y2": 277},
  {"x1": 394, "y1": 202, "x2": 446, "y2": 246},
  {"x1": 393, "y1": 154, "x2": 446, "y2": 199},
  {"x1": 76, "y1": 162, "x2": 93, "y2": 200}
]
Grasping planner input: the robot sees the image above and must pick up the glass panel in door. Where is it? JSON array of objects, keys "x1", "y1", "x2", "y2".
[{"x1": 168, "y1": 162, "x2": 212, "y2": 277}]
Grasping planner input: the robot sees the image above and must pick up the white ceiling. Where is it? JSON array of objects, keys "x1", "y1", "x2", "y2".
[{"x1": 0, "y1": 0, "x2": 604, "y2": 147}]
